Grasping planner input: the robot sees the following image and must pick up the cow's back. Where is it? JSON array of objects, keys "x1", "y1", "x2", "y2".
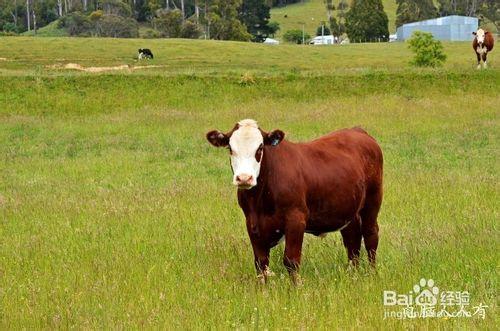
[
  {"x1": 302, "y1": 127, "x2": 383, "y2": 180},
  {"x1": 291, "y1": 128, "x2": 383, "y2": 224}
]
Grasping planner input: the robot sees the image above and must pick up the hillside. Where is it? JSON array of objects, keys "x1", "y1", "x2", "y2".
[
  {"x1": 0, "y1": 37, "x2": 495, "y2": 76},
  {"x1": 21, "y1": 20, "x2": 69, "y2": 37},
  {"x1": 270, "y1": 0, "x2": 398, "y2": 38}
]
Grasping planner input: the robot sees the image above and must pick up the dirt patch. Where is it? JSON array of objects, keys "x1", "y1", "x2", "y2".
[
  {"x1": 0, "y1": 57, "x2": 7, "y2": 61},
  {"x1": 48, "y1": 63, "x2": 167, "y2": 72}
]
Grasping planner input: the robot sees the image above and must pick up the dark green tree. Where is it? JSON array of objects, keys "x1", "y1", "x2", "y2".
[
  {"x1": 345, "y1": 0, "x2": 389, "y2": 42},
  {"x1": 238, "y1": 0, "x2": 272, "y2": 42}
]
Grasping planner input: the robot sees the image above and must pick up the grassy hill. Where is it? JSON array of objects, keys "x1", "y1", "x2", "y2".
[
  {"x1": 270, "y1": 0, "x2": 398, "y2": 38},
  {"x1": 0, "y1": 37, "x2": 498, "y2": 329},
  {"x1": 22, "y1": 19, "x2": 69, "y2": 37}
]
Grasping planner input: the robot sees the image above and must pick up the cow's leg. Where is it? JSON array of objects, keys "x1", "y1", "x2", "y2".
[
  {"x1": 482, "y1": 53, "x2": 488, "y2": 69},
  {"x1": 283, "y1": 210, "x2": 306, "y2": 285},
  {"x1": 250, "y1": 240, "x2": 271, "y2": 284},
  {"x1": 340, "y1": 216, "x2": 362, "y2": 267},
  {"x1": 360, "y1": 189, "x2": 382, "y2": 267},
  {"x1": 476, "y1": 52, "x2": 481, "y2": 69}
]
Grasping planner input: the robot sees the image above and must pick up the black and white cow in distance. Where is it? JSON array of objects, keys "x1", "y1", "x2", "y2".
[{"x1": 138, "y1": 48, "x2": 154, "y2": 60}]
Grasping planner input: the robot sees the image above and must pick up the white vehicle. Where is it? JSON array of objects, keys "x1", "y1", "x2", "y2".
[
  {"x1": 310, "y1": 35, "x2": 336, "y2": 45},
  {"x1": 263, "y1": 38, "x2": 280, "y2": 45},
  {"x1": 389, "y1": 34, "x2": 398, "y2": 42}
]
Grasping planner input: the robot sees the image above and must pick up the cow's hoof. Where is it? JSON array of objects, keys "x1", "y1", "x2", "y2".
[
  {"x1": 477, "y1": 64, "x2": 482, "y2": 70},
  {"x1": 257, "y1": 274, "x2": 267, "y2": 284},
  {"x1": 483, "y1": 62, "x2": 488, "y2": 69},
  {"x1": 257, "y1": 268, "x2": 275, "y2": 284},
  {"x1": 290, "y1": 271, "x2": 303, "y2": 287},
  {"x1": 263, "y1": 267, "x2": 275, "y2": 277}
]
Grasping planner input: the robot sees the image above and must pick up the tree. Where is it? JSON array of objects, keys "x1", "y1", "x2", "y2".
[
  {"x1": 345, "y1": 0, "x2": 389, "y2": 42},
  {"x1": 180, "y1": 18, "x2": 202, "y2": 38},
  {"x1": 59, "y1": 11, "x2": 92, "y2": 35},
  {"x1": 206, "y1": 0, "x2": 251, "y2": 41},
  {"x1": 329, "y1": 15, "x2": 339, "y2": 38},
  {"x1": 478, "y1": 0, "x2": 499, "y2": 31},
  {"x1": 396, "y1": 0, "x2": 437, "y2": 27},
  {"x1": 238, "y1": 0, "x2": 273, "y2": 42},
  {"x1": 153, "y1": 9, "x2": 183, "y2": 37},
  {"x1": 407, "y1": 31, "x2": 446, "y2": 67},
  {"x1": 437, "y1": 0, "x2": 483, "y2": 17},
  {"x1": 97, "y1": 14, "x2": 138, "y2": 37},
  {"x1": 337, "y1": 0, "x2": 348, "y2": 34}
]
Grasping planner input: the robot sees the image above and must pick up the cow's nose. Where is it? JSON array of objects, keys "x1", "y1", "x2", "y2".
[{"x1": 236, "y1": 174, "x2": 253, "y2": 185}]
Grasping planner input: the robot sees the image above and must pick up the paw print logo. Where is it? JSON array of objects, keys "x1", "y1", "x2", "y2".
[{"x1": 413, "y1": 278, "x2": 439, "y2": 306}]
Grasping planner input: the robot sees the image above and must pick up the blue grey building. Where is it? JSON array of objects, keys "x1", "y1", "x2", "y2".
[{"x1": 396, "y1": 15, "x2": 478, "y2": 41}]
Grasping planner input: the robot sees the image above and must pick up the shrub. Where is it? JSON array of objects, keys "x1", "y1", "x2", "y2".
[
  {"x1": 2, "y1": 22, "x2": 19, "y2": 33},
  {"x1": 0, "y1": 30, "x2": 17, "y2": 36},
  {"x1": 142, "y1": 28, "x2": 161, "y2": 39},
  {"x1": 89, "y1": 10, "x2": 104, "y2": 22},
  {"x1": 59, "y1": 12, "x2": 93, "y2": 36},
  {"x1": 283, "y1": 29, "x2": 310, "y2": 44},
  {"x1": 180, "y1": 20, "x2": 202, "y2": 39},
  {"x1": 407, "y1": 31, "x2": 446, "y2": 67},
  {"x1": 96, "y1": 15, "x2": 138, "y2": 38},
  {"x1": 153, "y1": 9, "x2": 183, "y2": 38}
]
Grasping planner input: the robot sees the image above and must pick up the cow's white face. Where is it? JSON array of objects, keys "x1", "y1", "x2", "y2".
[
  {"x1": 206, "y1": 119, "x2": 285, "y2": 190},
  {"x1": 228, "y1": 122, "x2": 264, "y2": 188},
  {"x1": 475, "y1": 29, "x2": 486, "y2": 44}
]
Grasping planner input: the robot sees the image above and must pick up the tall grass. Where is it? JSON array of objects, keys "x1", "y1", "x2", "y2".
[{"x1": 0, "y1": 37, "x2": 498, "y2": 328}]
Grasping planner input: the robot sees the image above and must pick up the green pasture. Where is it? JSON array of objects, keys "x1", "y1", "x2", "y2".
[{"x1": 0, "y1": 37, "x2": 498, "y2": 329}]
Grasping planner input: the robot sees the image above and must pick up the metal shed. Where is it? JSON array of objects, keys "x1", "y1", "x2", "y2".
[{"x1": 396, "y1": 15, "x2": 478, "y2": 41}]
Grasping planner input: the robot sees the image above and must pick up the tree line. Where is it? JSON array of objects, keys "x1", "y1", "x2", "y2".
[
  {"x1": 0, "y1": 0, "x2": 497, "y2": 41},
  {"x1": 0, "y1": 0, "x2": 282, "y2": 40},
  {"x1": 395, "y1": 0, "x2": 498, "y2": 31}
]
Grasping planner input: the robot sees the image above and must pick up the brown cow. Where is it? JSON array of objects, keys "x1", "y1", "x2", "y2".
[
  {"x1": 206, "y1": 119, "x2": 383, "y2": 284},
  {"x1": 473, "y1": 28, "x2": 494, "y2": 69}
]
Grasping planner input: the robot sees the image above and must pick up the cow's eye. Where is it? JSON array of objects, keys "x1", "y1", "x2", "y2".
[{"x1": 255, "y1": 144, "x2": 263, "y2": 162}]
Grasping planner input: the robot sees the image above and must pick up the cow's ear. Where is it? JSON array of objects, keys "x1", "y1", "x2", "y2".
[
  {"x1": 206, "y1": 130, "x2": 229, "y2": 147},
  {"x1": 472, "y1": 32, "x2": 476, "y2": 35},
  {"x1": 265, "y1": 130, "x2": 285, "y2": 146}
]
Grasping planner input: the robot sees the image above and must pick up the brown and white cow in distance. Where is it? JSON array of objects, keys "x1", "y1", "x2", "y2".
[
  {"x1": 473, "y1": 28, "x2": 494, "y2": 69},
  {"x1": 206, "y1": 119, "x2": 383, "y2": 284}
]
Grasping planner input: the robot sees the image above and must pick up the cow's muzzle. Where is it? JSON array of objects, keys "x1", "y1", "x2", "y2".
[{"x1": 235, "y1": 174, "x2": 255, "y2": 189}]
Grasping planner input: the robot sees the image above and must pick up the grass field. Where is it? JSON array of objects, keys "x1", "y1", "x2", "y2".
[
  {"x1": 270, "y1": 0, "x2": 398, "y2": 38},
  {"x1": 0, "y1": 37, "x2": 499, "y2": 329}
]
